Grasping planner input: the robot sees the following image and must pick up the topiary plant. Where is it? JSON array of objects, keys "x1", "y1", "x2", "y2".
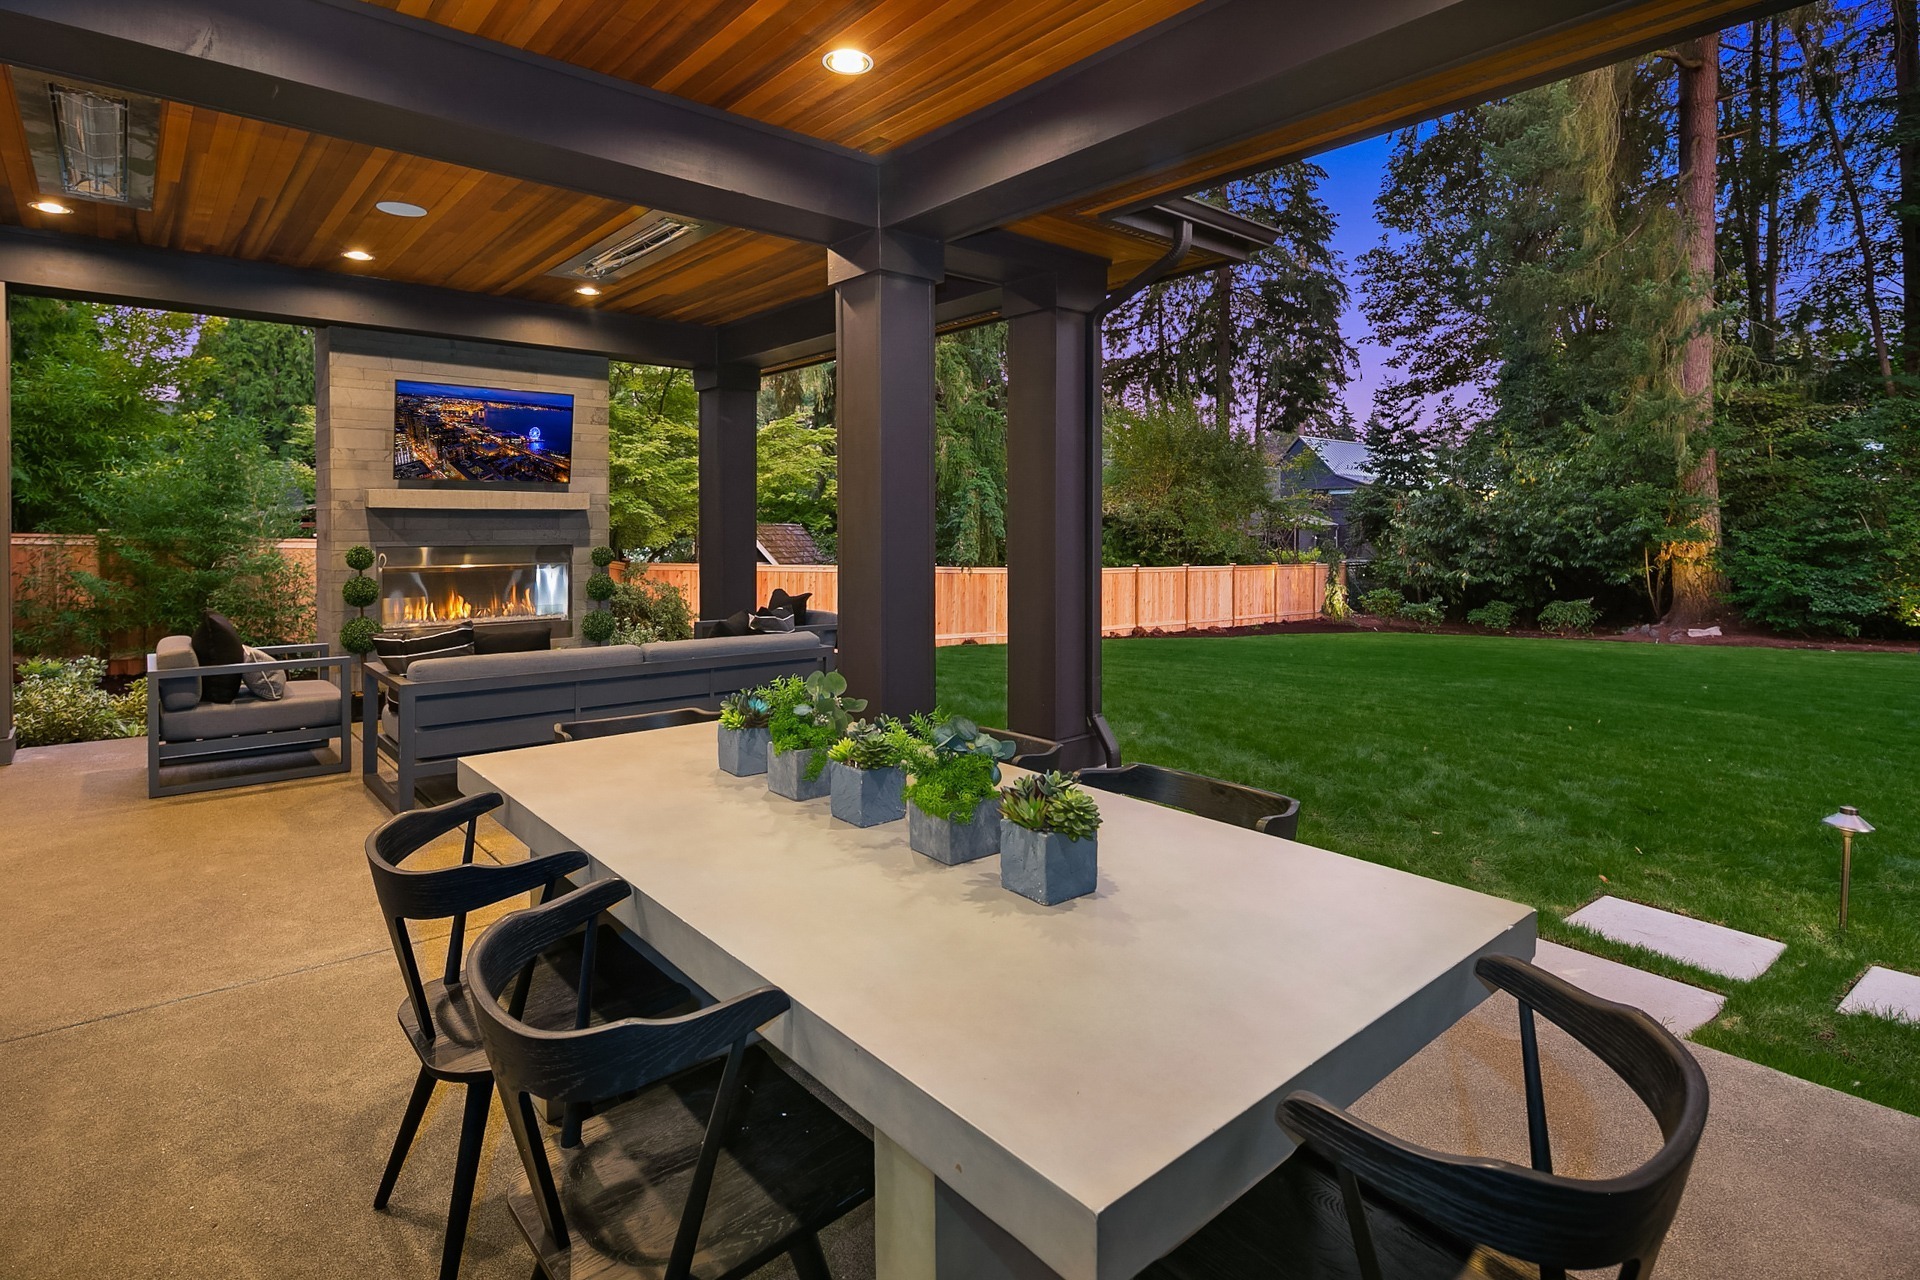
[
  {"x1": 590, "y1": 545, "x2": 617, "y2": 569},
  {"x1": 585, "y1": 571, "x2": 617, "y2": 603},
  {"x1": 342, "y1": 574, "x2": 379, "y2": 610},
  {"x1": 344, "y1": 544, "x2": 375, "y2": 573},
  {"x1": 340, "y1": 546, "x2": 379, "y2": 659},
  {"x1": 340, "y1": 614, "x2": 379, "y2": 655},
  {"x1": 579, "y1": 608, "x2": 617, "y2": 644}
]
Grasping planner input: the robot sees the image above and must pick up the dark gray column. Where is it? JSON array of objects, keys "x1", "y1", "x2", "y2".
[
  {"x1": 830, "y1": 231, "x2": 941, "y2": 716},
  {"x1": 1004, "y1": 275, "x2": 1104, "y2": 768},
  {"x1": 695, "y1": 362, "x2": 760, "y2": 621},
  {"x1": 1, "y1": 281, "x2": 11, "y2": 764}
]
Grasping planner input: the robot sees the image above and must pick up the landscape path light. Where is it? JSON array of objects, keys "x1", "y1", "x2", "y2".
[{"x1": 1821, "y1": 805, "x2": 1873, "y2": 931}]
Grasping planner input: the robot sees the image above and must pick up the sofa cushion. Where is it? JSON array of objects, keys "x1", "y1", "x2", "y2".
[
  {"x1": 160, "y1": 678, "x2": 343, "y2": 740},
  {"x1": 373, "y1": 623, "x2": 475, "y2": 674},
  {"x1": 765, "y1": 588, "x2": 812, "y2": 623},
  {"x1": 472, "y1": 620, "x2": 554, "y2": 654},
  {"x1": 153, "y1": 635, "x2": 202, "y2": 712},
  {"x1": 240, "y1": 645, "x2": 287, "y2": 701},
  {"x1": 191, "y1": 610, "x2": 246, "y2": 703},
  {"x1": 641, "y1": 632, "x2": 825, "y2": 664},
  {"x1": 405, "y1": 644, "x2": 645, "y2": 683}
]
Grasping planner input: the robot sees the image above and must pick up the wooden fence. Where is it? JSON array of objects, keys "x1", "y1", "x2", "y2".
[{"x1": 623, "y1": 562, "x2": 1325, "y2": 645}]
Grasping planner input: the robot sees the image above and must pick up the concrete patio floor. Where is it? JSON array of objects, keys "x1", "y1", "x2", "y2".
[{"x1": 3, "y1": 735, "x2": 1915, "y2": 1279}]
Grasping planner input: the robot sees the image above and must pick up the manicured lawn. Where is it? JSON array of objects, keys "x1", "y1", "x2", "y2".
[{"x1": 937, "y1": 632, "x2": 1920, "y2": 1115}]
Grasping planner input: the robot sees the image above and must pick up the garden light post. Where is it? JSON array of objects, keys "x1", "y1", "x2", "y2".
[{"x1": 1821, "y1": 806, "x2": 1873, "y2": 931}]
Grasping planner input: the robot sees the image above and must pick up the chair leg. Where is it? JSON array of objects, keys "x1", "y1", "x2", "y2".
[
  {"x1": 788, "y1": 1232, "x2": 832, "y2": 1280},
  {"x1": 375, "y1": 1067, "x2": 438, "y2": 1210},
  {"x1": 440, "y1": 1081, "x2": 493, "y2": 1280}
]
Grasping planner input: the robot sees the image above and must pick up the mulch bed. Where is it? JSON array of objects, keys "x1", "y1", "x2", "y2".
[{"x1": 1114, "y1": 616, "x2": 1920, "y2": 654}]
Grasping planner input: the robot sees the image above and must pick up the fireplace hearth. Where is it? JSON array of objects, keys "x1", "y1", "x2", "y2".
[{"x1": 377, "y1": 545, "x2": 570, "y2": 631}]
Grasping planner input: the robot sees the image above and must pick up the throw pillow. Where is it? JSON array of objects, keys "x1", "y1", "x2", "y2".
[
  {"x1": 240, "y1": 645, "x2": 287, "y2": 701},
  {"x1": 472, "y1": 620, "x2": 553, "y2": 654},
  {"x1": 712, "y1": 610, "x2": 753, "y2": 638},
  {"x1": 748, "y1": 611, "x2": 796, "y2": 633},
  {"x1": 372, "y1": 623, "x2": 476, "y2": 675},
  {"x1": 191, "y1": 610, "x2": 247, "y2": 703},
  {"x1": 765, "y1": 588, "x2": 812, "y2": 624}
]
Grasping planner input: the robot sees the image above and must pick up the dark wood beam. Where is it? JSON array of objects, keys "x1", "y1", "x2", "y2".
[
  {"x1": 0, "y1": 228, "x2": 715, "y2": 364},
  {"x1": 695, "y1": 363, "x2": 760, "y2": 621},
  {"x1": 883, "y1": 0, "x2": 1791, "y2": 239},
  {"x1": 0, "y1": 0, "x2": 877, "y2": 245}
]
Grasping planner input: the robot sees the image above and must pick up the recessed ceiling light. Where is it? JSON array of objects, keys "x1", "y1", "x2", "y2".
[
  {"x1": 28, "y1": 199, "x2": 72, "y2": 214},
  {"x1": 342, "y1": 249, "x2": 374, "y2": 261},
  {"x1": 375, "y1": 200, "x2": 428, "y2": 218},
  {"x1": 575, "y1": 285, "x2": 601, "y2": 296},
  {"x1": 823, "y1": 48, "x2": 873, "y2": 75}
]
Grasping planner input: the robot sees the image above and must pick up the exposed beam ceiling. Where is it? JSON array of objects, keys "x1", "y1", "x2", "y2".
[{"x1": 0, "y1": 0, "x2": 878, "y2": 245}]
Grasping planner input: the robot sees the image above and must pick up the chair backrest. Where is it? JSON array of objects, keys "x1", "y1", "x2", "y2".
[
  {"x1": 980, "y1": 726, "x2": 1064, "y2": 772},
  {"x1": 467, "y1": 878, "x2": 794, "y2": 1276},
  {"x1": 1077, "y1": 762, "x2": 1301, "y2": 839},
  {"x1": 363, "y1": 791, "x2": 587, "y2": 1044},
  {"x1": 1280, "y1": 953, "x2": 1710, "y2": 1279},
  {"x1": 554, "y1": 705, "x2": 722, "y2": 742}
]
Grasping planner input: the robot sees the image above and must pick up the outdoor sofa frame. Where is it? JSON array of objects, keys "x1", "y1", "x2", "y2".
[{"x1": 146, "y1": 644, "x2": 353, "y2": 798}]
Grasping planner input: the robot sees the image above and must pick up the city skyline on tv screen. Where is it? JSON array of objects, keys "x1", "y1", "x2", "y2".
[{"x1": 393, "y1": 380, "x2": 573, "y2": 485}]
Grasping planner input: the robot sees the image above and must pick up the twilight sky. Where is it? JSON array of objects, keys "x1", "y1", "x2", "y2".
[{"x1": 1312, "y1": 132, "x2": 1396, "y2": 428}]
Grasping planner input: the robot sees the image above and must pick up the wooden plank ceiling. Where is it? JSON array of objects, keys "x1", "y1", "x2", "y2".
[{"x1": 362, "y1": 0, "x2": 1206, "y2": 153}]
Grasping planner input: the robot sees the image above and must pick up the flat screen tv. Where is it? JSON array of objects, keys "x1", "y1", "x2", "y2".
[{"x1": 393, "y1": 380, "x2": 573, "y2": 486}]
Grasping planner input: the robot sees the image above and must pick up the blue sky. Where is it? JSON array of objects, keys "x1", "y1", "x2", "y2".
[{"x1": 1312, "y1": 133, "x2": 1395, "y2": 426}]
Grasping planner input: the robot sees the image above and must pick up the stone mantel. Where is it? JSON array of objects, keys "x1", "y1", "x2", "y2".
[{"x1": 362, "y1": 489, "x2": 592, "y2": 511}]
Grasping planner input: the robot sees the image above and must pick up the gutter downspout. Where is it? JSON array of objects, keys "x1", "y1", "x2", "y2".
[{"x1": 1083, "y1": 218, "x2": 1192, "y2": 765}]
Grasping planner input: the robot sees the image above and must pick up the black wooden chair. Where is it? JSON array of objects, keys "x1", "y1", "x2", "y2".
[
  {"x1": 364, "y1": 791, "x2": 693, "y2": 1280},
  {"x1": 467, "y1": 876, "x2": 875, "y2": 1280},
  {"x1": 1077, "y1": 762, "x2": 1301, "y2": 839},
  {"x1": 1140, "y1": 953, "x2": 1710, "y2": 1280},
  {"x1": 555, "y1": 705, "x2": 722, "y2": 742},
  {"x1": 980, "y1": 726, "x2": 1065, "y2": 772}
]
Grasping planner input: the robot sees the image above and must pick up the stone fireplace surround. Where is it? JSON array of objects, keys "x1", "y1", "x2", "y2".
[{"x1": 314, "y1": 328, "x2": 610, "y2": 651}]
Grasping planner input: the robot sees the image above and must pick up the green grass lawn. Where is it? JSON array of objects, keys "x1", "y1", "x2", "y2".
[{"x1": 937, "y1": 632, "x2": 1920, "y2": 1115}]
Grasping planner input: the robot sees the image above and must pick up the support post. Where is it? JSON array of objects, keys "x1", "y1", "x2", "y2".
[
  {"x1": 830, "y1": 231, "x2": 941, "y2": 716},
  {"x1": 1003, "y1": 275, "x2": 1104, "y2": 768},
  {"x1": 0, "y1": 281, "x2": 11, "y2": 765},
  {"x1": 695, "y1": 362, "x2": 761, "y2": 621}
]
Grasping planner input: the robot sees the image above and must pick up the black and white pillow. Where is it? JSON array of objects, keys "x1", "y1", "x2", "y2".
[
  {"x1": 240, "y1": 646, "x2": 287, "y2": 701},
  {"x1": 372, "y1": 623, "x2": 476, "y2": 674},
  {"x1": 748, "y1": 611, "x2": 796, "y2": 633}
]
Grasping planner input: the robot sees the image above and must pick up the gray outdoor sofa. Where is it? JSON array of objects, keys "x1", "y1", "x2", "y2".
[
  {"x1": 362, "y1": 629, "x2": 832, "y2": 811},
  {"x1": 147, "y1": 638, "x2": 353, "y2": 798}
]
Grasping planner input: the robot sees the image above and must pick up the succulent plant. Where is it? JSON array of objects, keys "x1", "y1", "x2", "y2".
[
  {"x1": 793, "y1": 669, "x2": 867, "y2": 735},
  {"x1": 928, "y1": 714, "x2": 1016, "y2": 781},
  {"x1": 828, "y1": 717, "x2": 913, "y2": 770},
  {"x1": 999, "y1": 771, "x2": 1103, "y2": 842},
  {"x1": 719, "y1": 689, "x2": 773, "y2": 730}
]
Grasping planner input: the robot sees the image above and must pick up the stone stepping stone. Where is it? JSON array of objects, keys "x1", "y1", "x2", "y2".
[
  {"x1": 1838, "y1": 966, "x2": 1920, "y2": 1025},
  {"x1": 1532, "y1": 939, "x2": 1725, "y2": 1037},
  {"x1": 1564, "y1": 895, "x2": 1785, "y2": 982}
]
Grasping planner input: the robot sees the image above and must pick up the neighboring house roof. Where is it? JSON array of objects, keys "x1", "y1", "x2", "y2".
[
  {"x1": 1291, "y1": 436, "x2": 1377, "y2": 486},
  {"x1": 756, "y1": 522, "x2": 826, "y2": 564}
]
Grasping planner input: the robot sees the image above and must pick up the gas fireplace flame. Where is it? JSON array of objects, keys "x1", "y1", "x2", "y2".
[{"x1": 391, "y1": 580, "x2": 547, "y2": 626}]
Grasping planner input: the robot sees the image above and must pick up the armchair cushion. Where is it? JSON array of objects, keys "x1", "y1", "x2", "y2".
[
  {"x1": 240, "y1": 645, "x2": 288, "y2": 700},
  {"x1": 161, "y1": 678, "x2": 343, "y2": 740},
  {"x1": 191, "y1": 610, "x2": 246, "y2": 703},
  {"x1": 153, "y1": 636, "x2": 202, "y2": 711}
]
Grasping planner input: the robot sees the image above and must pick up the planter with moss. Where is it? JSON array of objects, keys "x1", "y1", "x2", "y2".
[
  {"x1": 998, "y1": 772, "x2": 1104, "y2": 905},
  {"x1": 904, "y1": 716, "x2": 1015, "y2": 865}
]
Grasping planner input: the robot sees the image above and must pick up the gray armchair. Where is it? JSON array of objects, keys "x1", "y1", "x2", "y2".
[{"x1": 146, "y1": 638, "x2": 353, "y2": 797}]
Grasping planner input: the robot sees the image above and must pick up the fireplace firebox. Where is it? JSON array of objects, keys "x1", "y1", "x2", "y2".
[{"x1": 376, "y1": 545, "x2": 571, "y2": 632}]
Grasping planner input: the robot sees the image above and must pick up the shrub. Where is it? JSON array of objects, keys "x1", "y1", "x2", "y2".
[
  {"x1": 1359, "y1": 587, "x2": 1405, "y2": 618},
  {"x1": 579, "y1": 609, "x2": 617, "y2": 644},
  {"x1": 1400, "y1": 600, "x2": 1444, "y2": 629},
  {"x1": 341, "y1": 574, "x2": 379, "y2": 609},
  {"x1": 607, "y1": 577, "x2": 691, "y2": 644},
  {"x1": 14, "y1": 657, "x2": 143, "y2": 747},
  {"x1": 1538, "y1": 598, "x2": 1600, "y2": 634},
  {"x1": 1466, "y1": 601, "x2": 1518, "y2": 631},
  {"x1": 1322, "y1": 561, "x2": 1350, "y2": 620}
]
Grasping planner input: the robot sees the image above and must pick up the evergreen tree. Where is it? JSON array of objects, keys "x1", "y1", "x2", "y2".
[{"x1": 180, "y1": 317, "x2": 316, "y2": 457}]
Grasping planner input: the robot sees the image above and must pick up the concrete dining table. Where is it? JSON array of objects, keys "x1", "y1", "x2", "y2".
[{"x1": 460, "y1": 723, "x2": 1536, "y2": 1280}]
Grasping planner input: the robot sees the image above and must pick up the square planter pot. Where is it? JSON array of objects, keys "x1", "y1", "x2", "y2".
[
  {"x1": 718, "y1": 725, "x2": 770, "y2": 777},
  {"x1": 908, "y1": 799, "x2": 1001, "y2": 865},
  {"x1": 767, "y1": 747, "x2": 831, "y2": 801},
  {"x1": 1000, "y1": 825, "x2": 1098, "y2": 905},
  {"x1": 829, "y1": 763, "x2": 906, "y2": 827}
]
